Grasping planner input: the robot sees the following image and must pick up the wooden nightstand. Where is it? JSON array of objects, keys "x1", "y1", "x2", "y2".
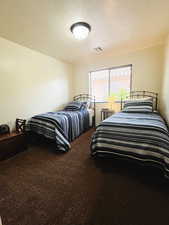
[
  {"x1": 101, "y1": 108, "x2": 114, "y2": 121},
  {"x1": 0, "y1": 132, "x2": 27, "y2": 160}
]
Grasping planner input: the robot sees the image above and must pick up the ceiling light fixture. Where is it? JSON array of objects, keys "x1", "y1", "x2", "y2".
[{"x1": 70, "y1": 22, "x2": 91, "y2": 40}]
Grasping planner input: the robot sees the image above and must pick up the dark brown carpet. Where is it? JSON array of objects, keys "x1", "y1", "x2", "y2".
[{"x1": 0, "y1": 129, "x2": 169, "y2": 225}]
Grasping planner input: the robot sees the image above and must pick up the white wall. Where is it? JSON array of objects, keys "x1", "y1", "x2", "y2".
[
  {"x1": 73, "y1": 44, "x2": 164, "y2": 95},
  {"x1": 0, "y1": 36, "x2": 165, "y2": 129},
  {"x1": 73, "y1": 44, "x2": 164, "y2": 124},
  {"x1": 160, "y1": 36, "x2": 169, "y2": 123},
  {"x1": 0, "y1": 37, "x2": 73, "y2": 130}
]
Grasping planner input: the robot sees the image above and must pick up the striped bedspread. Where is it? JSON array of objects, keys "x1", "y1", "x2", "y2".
[
  {"x1": 91, "y1": 112, "x2": 169, "y2": 177},
  {"x1": 27, "y1": 109, "x2": 89, "y2": 152}
]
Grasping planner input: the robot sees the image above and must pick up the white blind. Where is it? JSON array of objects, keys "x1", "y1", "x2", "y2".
[{"x1": 90, "y1": 65, "x2": 132, "y2": 102}]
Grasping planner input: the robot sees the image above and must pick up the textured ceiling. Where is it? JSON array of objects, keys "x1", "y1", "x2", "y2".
[{"x1": 0, "y1": 0, "x2": 169, "y2": 63}]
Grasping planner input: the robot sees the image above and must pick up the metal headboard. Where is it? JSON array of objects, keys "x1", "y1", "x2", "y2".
[
  {"x1": 120, "y1": 91, "x2": 158, "y2": 111},
  {"x1": 73, "y1": 94, "x2": 96, "y2": 126}
]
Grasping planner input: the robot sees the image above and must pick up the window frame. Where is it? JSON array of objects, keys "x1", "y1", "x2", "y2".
[{"x1": 89, "y1": 64, "x2": 132, "y2": 103}]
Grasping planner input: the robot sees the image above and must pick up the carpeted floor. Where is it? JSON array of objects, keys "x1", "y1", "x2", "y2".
[{"x1": 0, "y1": 129, "x2": 169, "y2": 225}]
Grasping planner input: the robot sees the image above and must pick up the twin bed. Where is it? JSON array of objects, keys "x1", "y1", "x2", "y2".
[
  {"x1": 26, "y1": 94, "x2": 95, "y2": 152},
  {"x1": 91, "y1": 91, "x2": 169, "y2": 178},
  {"x1": 27, "y1": 91, "x2": 169, "y2": 178}
]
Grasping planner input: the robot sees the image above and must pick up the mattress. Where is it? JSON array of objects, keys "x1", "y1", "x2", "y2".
[
  {"x1": 27, "y1": 109, "x2": 90, "y2": 152},
  {"x1": 91, "y1": 112, "x2": 169, "y2": 178}
]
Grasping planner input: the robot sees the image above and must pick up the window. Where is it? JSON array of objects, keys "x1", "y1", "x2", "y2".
[{"x1": 89, "y1": 64, "x2": 132, "y2": 102}]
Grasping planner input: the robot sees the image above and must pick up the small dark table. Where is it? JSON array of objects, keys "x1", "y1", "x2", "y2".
[
  {"x1": 0, "y1": 132, "x2": 27, "y2": 160},
  {"x1": 101, "y1": 109, "x2": 114, "y2": 121}
]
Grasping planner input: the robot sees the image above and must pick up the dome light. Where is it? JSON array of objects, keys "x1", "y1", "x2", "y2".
[{"x1": 70, "y1": 22, "x2": 91, "y2": 40}]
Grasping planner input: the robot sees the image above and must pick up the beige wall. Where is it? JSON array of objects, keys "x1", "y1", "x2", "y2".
[
  {"x1": 160, "y1": 36, "x2": 169, "y2": 123},
  {"x1": 0, "y1": 37, "x2": 73, "y2": 130},
  {"x1": 73, "y1": 44, "x2": 164, "y2": 124},
  {"x1": 0, "y1": 36, "x2": 166, "y2": 129}
]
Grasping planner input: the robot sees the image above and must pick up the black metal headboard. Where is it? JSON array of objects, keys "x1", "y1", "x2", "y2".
[
  {"x1": 73, "y1": 94, "x2": 96, "y2": 126},
  {"x1": 121, "y1": 91, "x2": 158, "y2": 111},
  {"x1": 73, "y1": 94, "x2": 95, "y2": 103}
]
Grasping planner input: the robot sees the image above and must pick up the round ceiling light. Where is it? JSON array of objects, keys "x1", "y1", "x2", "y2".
[{"x1": 70, "y1": 22, "x2": 91, "y2": 40}]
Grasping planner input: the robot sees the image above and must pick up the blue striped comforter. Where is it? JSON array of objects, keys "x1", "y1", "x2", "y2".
[
  {"x1": 27, "y1": 109, "x2": 89, "y2": 152},
  {"x1": 91, "y1": 112, "x2": 169, "y2": 177}
]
